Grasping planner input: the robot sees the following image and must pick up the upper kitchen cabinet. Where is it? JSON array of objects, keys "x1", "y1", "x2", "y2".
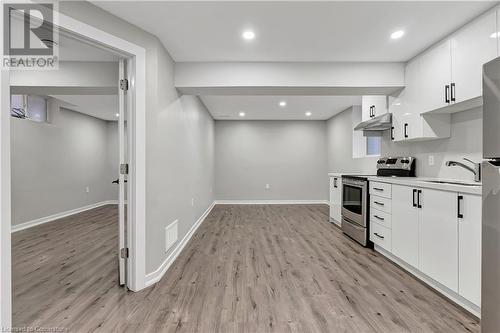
[
  {"x1": 451, "y1": 10, "x2": 497, "y2": 105},
  {"x1": 391, "y1": 58, "x2": 450, "y2": 142},
  {"x1": 419, "y1": 40, "x2": 452, "y2": 114},
  {"x1": 362, "y1": 96, "x2": 388, "y2": 121}
]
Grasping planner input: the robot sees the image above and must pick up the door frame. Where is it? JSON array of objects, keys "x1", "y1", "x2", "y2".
[{"x1": 0, "y1": 5, "x2": 147, "y2": 328}]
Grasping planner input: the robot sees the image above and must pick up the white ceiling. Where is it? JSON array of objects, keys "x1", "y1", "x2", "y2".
[
  {"x1": 201, "y1": 95, "x2": 361, "y2": 120},
  {"x1": 93, "y1": 1, "x2": 495, "y2": 62},
  {"x1": 51, "y1": 95, "x2": 119, "y2": 121}
]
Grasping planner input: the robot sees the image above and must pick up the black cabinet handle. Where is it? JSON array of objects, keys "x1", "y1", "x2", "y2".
[
  {"x1": 372, "y1": 105, "x2": 376, "y2": 117},
  {"x1": 373, "y1": 187, "x2": 383, "y2": 191},
  {"x1": 334, "y1": 178, "x2": 338, "y2": 188},
  {"x1": 404, "y1": 123, "x2": 409, "y2": 138},
  {"x1": 391, "y1": 126, "x2": 395, "y2": 140},
  {"x1": 374, "y1": 215, "x2": 385, "y2": 221},
  {"x1": 412, "y1": 189, "x2": 417, "y2": 207},
  {"x1": 374, "y1": 201, "x2": 384, "y2": 206},
  {"x1": 369, "y1": 106, "x2": 372, "y2": 117},
  {"x1": 374, "y1": 232, "x2": 385, "y2": 239},
  {"x1": 445, "y1": 84, "x2": 450, "y2": 103},
  {"x1": 458, "y1": 195, "x2": 464, "y2": 218},
  {"x1": 451, "y1": 82, "x2": 456, "y2": 102},
  {"x1": 417, "y1": 190, "x2": 422, "y2": 208}
]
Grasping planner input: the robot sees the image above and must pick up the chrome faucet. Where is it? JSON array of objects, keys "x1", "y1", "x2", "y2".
[{"x1": 445, "y1": 158, "x2": 481, "y2": 182}]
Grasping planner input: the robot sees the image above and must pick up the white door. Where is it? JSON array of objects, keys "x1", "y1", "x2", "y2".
[
  {"x1": 118, "y1": 59, "x2": 128, "y2": 286},
  {"x1": 458, "y1": 193, "x2": 482, "y2": 306},
  {"x1": 419, "y1": 188, "x2": 458, "y2": 291},
  {"x1": 419, "y1": 40, "x2": 452, "y2": 113},
  {"x1": 451, "y1": 11, "x2": 497, "y2": 104},
  {"x1": 391, "y1": 185, "x2": 419, "y2": 266}
]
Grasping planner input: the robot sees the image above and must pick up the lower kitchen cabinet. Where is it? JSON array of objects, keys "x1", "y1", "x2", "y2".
[
  {"x1": 391, "y1": 184, "x2": 419, "y2": 267},
  {"x1": 329, "y1": 176, "x2": 341, "y2": 225},
  {"x1": 458, "y1": 193, "x2": 482, "y2": 306},
  {"x1": 419, "y1": 188, "x2": 458, "y2": 291},
  {"x1": 375, "y1": 181, "x2": 482, "y2": 311}
]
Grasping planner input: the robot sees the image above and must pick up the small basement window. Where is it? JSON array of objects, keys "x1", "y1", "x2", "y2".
[
  {"x1": 366, "y1": 136, "x2": 381, "y2": 156},
  {"x1": 10, "y1": 94, "x2": 48, "y2": 123}
]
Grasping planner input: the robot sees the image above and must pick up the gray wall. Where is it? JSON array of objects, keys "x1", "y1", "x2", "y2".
[
  {"x1": 326, "y1": 105, "x2": 482, "y2": 181},
  {"x1": 59, "y1": 1, "x2": 215, "y2": 274},
  {"x1": 215, "y1": 120, "x2": 328, "y2": 201},
  {"x1": 381, "y1": 107, "x2": 482, "y2": 180},
  {"x1": 326, "y1": 106, "x2": 378, "y2": 174},
  {"x1": 11, "y1": 98, "x2": 118, "y2": 226}
]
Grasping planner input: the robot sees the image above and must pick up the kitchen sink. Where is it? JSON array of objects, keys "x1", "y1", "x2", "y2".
[{"x1": 422, "y1": 180, "x2": 481, "y2": 187}]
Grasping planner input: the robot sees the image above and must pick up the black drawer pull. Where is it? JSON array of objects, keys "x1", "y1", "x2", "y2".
[
  {"x1": 374, "y1": 233, "x2": 385, "y2": 239},
  {"x1": 374, "y1": 201, "x2": 384, "y2": 206},
  {"x1": 373, "y1": 188, "x2": 383, "y2": 191},
  {"x1": 374, "y1": 215, "x2": 385, "y2": 221}
]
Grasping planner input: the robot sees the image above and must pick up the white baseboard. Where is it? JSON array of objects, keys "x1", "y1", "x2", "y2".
[
  {"x1": 144, "y1": 201, "x2": 216, "y2": 287},
  {"x1": 215, "y1": 200, "x2": 329, "y2": 205},
  {"x1": 11, "y1": 200, "x2": 119, "y2": 233},
  {"x1": 374, "y1": 245, "x2": 480, "y2": 318}
]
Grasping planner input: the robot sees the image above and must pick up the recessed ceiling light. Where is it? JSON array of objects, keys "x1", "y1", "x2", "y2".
[
  {"x1": 491, "y1": 31, "x2": 499, "y2": 38},
  {"x1": 242, "y1": 30, "x2": 255, "y2": 40},
  {"x1": 239, "y1": 111, "x2": 246, "y2": 117},
  {"x1": 279, "y1": 101, "x2": 287, "y2": 107},
  {"x1": 390, "y1": 30, "x2": 405, "y2": 40},
  {"x1": 305, "y1": 111, "x2": 312, "y2": 117},
  {"x1": 115, "y1": 113, "x2": 119, "y2": 117}
]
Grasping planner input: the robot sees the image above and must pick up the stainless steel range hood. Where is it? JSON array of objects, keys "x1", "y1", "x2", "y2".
[{"x1": 353, "y1": 113, "x2": 392, "y2": 136}]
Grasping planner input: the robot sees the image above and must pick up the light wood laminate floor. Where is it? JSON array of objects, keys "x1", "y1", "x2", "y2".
[{"x1": 12, "y1": 204, "x2": 479, "y2": 332}]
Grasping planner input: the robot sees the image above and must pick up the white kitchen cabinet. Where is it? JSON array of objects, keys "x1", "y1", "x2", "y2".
[
  {"x1": 458, "y1": 193, "x2": 482, "y2": 306},
  {"x1": 391, "y1": 9, "x2": 496, "y2": 141},
  {"x1": 391, "y1": 184, "x2": 419, "y2": 267},
  {"x1": 329, "y1": 176, "x2": 342, "y2": 225},
  {"x1": 390, "y1": 59, "x2": 450, "y2": 142},
  {"x1": 362, "y1": 96, "x2": 388, "y2": 121},
  {"x1": 451, "y1": 11, "x2": 497, "y2": 105},
  {"x1": 419, "y1": 188, "x2": 458, "y2": 291},
  {"x1": 419, "y1": 40, "x2": 452, "y2": 113}
]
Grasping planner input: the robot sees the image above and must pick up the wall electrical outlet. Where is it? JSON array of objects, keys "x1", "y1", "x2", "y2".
[
  {"x1": 85, "y1": 186, "x2": 90, "y2": 193},
  {"x1": 265, "y1": 184, "x2": 270, "y2": 190},
  {"x1": 428, "y1": 155, "x2": 435, "y2": 166},
  {"x1": 191, "y1": 198, "x2": 195, "y2": 207}
]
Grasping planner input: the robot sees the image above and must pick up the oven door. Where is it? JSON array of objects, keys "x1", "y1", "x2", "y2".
[{"x1": 342, "y1": 179, "x2": 367, "y2": 227}]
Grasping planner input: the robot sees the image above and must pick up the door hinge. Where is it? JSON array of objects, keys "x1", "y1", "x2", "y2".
[
  {"x1": 120, "y1": 163, "x2": 129, "y2": 175},
  {"x1": 120, "y1": 247, "x2": 129, "y2": 259},
  {"x1": 120, "y1": 79, "x2": 129, "y2": 91}
]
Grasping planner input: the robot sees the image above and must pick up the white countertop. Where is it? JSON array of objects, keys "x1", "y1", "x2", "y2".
[
  {"x1": 328, "y1": 172, "x2": 366, "y2": 177},
  {"x1": 367, "y1": 176, "x2": 482, "y2": 195}
]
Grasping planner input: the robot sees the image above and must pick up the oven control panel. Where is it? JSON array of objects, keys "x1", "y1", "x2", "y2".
[{"x1": 376, "y1": 156, "x2": 415, "y2": 171}]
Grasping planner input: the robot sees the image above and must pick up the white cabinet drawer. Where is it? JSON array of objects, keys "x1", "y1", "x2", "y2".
[
  {"x1": 370, "y1": 195, "x2": 392, "y2": 214},
  {"x1": 370, "y1": 182, "x2": 392, "y2": 199},
  {"x1": 370, "y1": 208, "x2": 392, "y2": 229},
  {"x1": 370, "y1": 222, "x2": 392, "y2": 252}
]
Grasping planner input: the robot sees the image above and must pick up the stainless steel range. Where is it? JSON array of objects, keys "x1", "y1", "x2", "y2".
[{"x1": 341, "y1": 156, "x2": 416, "y2": 246}]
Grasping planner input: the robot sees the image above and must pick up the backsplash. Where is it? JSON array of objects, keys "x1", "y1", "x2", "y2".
[{"x1": 381, "y1": 107, "x2": 482, "y2": 181}]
